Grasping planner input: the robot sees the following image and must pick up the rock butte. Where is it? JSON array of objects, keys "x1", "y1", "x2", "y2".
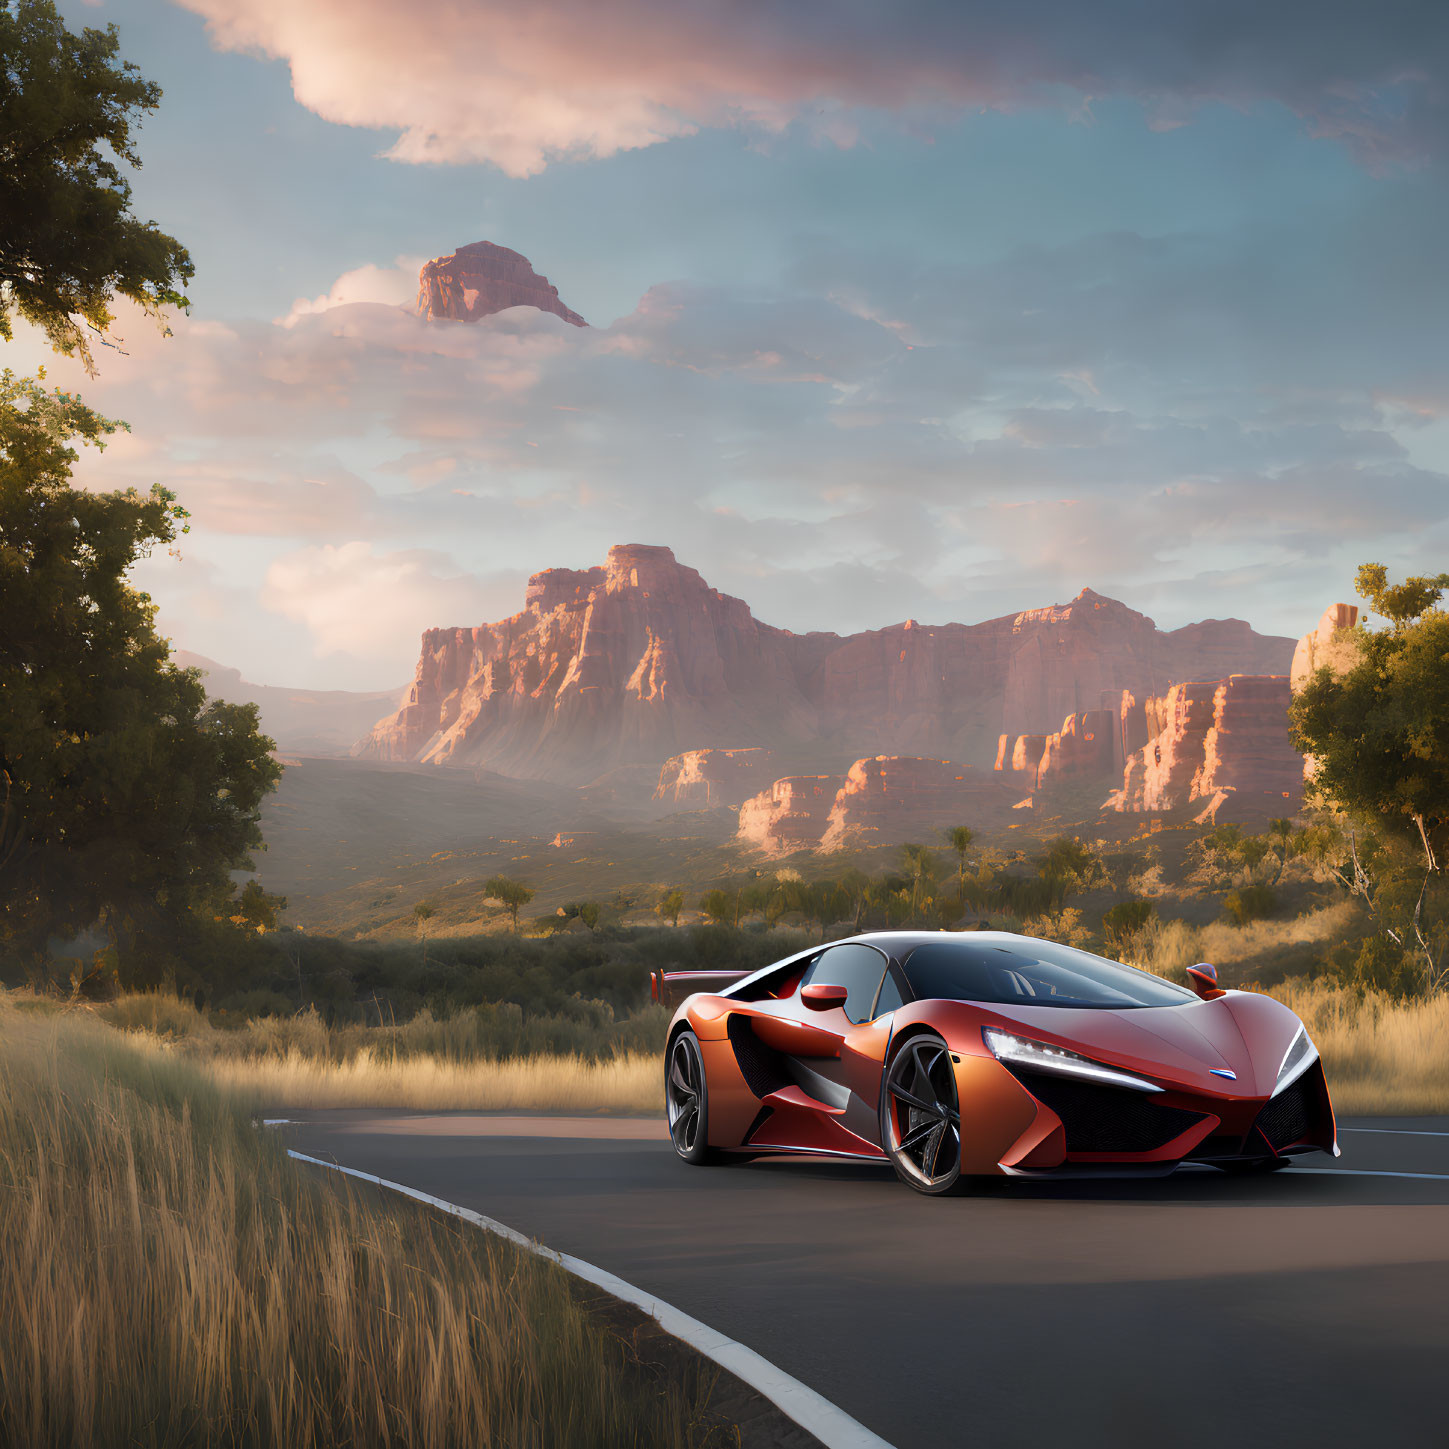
[
  {"x1": 1105, "y1": 675, "x2": 1305, "y2": 823},
  {"x1": 358, "y1": 544, "x2": 1295, "y2": 786},
  {"x1": 416, "y1": 240, "x2": 587, "y2": 327},
  {"x1": 655, "y1": 747, "x2": 777, "y2": 809},
  {"x1": 742, "y1": 756, "x2": 1024, "y2": 857}
]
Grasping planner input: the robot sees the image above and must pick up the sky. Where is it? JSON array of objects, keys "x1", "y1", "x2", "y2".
[{"x1": 19, "y1": 0, "x2": 1449, "y2": 689}]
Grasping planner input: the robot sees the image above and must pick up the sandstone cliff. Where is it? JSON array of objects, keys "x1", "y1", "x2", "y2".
[
  {"x1": 359, "y1": 545, "x2": 1295, "y2": 784},
  {"x1": 1106, "y1": 675, "x2": 1303, "y2": 822},
  {"x1": 416, "y1": 241, "x2": 587, "y2": 327},
  {"x1": 736, "y1": 756, "x2": 1018, "y2": 856},
  {"x1": 996, "y1": 708, "x2": 1116, "y2": 790},
  {"x1": 1290, "y1": 603, "x2": 1360, "y2": 691},
  {"x1": 654, "y1": 747, "x2": 777, "y2": 808},
  {"x1": 1289, "y1": 601, "x2": 1361, "y2": 785},
  {"x1": 737, "y1": 774, "x2": 846, "y2": 855}
]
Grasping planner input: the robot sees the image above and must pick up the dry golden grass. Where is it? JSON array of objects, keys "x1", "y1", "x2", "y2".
[
  {"x1": 1129, "y1": 901, "x2": 1360, "y2": 985},
  {"x1": 0, "y1": 1009, "x2": 721, "y2": 1449},
  {"x1": 198, "y1": 1044, "x2": 662, "y2": 1114},
  {"x1": 1261, "y1": 979, "x2": 1449, "y2": 1115}
]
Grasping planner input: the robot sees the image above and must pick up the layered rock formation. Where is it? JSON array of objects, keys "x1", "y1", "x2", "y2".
[
  {"x1": 737, "y1": 775, "x2": 845, "y2": 855},
  {"x1": 1289, "y1": 601, "x2": 1361, "y2": 784},
  {"x1": 737, "y1": 757, "x2": 1017, "y2": 856},
  {"x1": 1107, "y1": 675, "x2": 1302, "y2": 822},
  {"x1": 416, "y1": 241, "x2": 587, "y2": 327},
  {"x1": 1290, "y1": 602, "x2": 1360, "y2": 690},
  {"x1": 654, "y1": 747, "x2": 777, "y2": 808},
  {"x1": 996, "y1": 708, "x2": 1116, "y2": 790},
  {"x1": 359, "y1": 545, "x2": 1295, "y2": 784},
  {"x1": 817, "y1": 757, "x2": 1019, "y2": 852}
]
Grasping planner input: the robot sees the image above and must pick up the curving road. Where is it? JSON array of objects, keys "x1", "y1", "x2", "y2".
[{"x1": 284, "y1": 1112, "x2": 1449, "y2": 1449}]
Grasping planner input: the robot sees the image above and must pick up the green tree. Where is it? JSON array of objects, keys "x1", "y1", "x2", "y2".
[
  {"x1": 942, "y1": 825, "x2": 975, "y2": 904},
  {"x1": 1354, "y1": 563, "x2": 1449, "y2": 629},
  {"x1": 698, "y1": 889, "x2": 732, "y2": 927},
  {"x1": 0, "y1": 374, "x2": 281, "y2": 972},
  {"x1": 656, "y1": 887, "x2": 685, "y2": 928},
  {"x1": 898, "y1": 843, "x2": 939, "y2": 919},
  {"x1": 1291, "y1": 564, "x2": 1449, "y2": 989},
  {"x1": 1, "y1": 0, "x2": 192, "y2": 373},
  {"x1": 482, "y1": 876, "x2": 534, "y2": 933}
]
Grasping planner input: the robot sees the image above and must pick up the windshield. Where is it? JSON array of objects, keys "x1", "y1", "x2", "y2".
[{"x1": 900, "y1": 938, "x2": 1196, "y2": 1010}]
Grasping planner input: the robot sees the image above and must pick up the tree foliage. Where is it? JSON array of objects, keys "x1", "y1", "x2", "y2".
[
  {"x1": 482, "y1": 876, "x2": 534, "y2": 932},
  {"x1": 1291, "y1": 564, "x2": 1449, "y2": 988},
  {"x1": 0, "y1": 0, "x2": 192, "y2": 373},
  {"x1": 0, "y1": 372, "x2": 281, "y2": 970}
]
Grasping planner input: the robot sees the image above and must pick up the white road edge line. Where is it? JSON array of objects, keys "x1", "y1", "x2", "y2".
[
  {"x1": 288, "y1": 1149, "x2": 897, "y2": 1449},
  {"x1": 1285, "y1": 1167, "x2": 1449, "y2": 1182},
  {"x1": 1339, "y1": 1127, "x2": 1449, "y2": 1138}
]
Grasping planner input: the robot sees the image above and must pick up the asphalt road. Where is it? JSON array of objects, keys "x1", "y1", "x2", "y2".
[{"x1": 284, "y1": 1113, "x2": 1449, "y2": 1449}]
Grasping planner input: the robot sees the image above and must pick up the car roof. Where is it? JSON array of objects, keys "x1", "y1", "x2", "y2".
[{"x1": 716, "y1": 929, "x2": 1049, "y2": 999}]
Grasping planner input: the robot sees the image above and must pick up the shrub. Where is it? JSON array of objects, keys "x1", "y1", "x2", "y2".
[
  {"x1": 1102, "y1": 899, "x2": 1155, "y2": 943},
  {"x1": 1327, "y1": 935, "x2": 1424, "y2": 997},
  {"x1": 1223, "y1": 884, "x2": 1278, "y2": 925}
]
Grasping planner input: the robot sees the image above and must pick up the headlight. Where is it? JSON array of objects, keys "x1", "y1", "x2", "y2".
[
  {"x1": 1272, "y1": 1025, "x2": 1318, "y2": 1097},
  {"x1": 982, "y1": 1028, "x2": 1163, "y2": 1094}
]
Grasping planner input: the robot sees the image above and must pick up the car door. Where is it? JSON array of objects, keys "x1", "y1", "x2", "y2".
[{"x1": 793, "y1": 942, "x2": 901, "y2": 1146}]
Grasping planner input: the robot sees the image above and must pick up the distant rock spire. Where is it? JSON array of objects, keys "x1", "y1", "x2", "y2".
[{"x1": 416, "y1": 241, "x2": 587, "y2": 327}]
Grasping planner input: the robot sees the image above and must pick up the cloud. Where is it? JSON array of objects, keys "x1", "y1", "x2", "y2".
[
  {"x1": 260, "y1": 541, "x2": 498, "y2": 660},
  {"x1": 37, "y1": 188, "x2": 1449, "y2": 685},
  {"x1": 277, "y1": 255, "x2": 425, "y2": 327},
  {"x1": 174, "y1": 0, "x2": 1449, "y2": 173}
]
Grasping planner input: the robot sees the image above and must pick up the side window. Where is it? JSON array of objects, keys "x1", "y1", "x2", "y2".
[
  {"x1": 873, "y1": 968, "x2": 905, "y2": 1018},
  {"x1": 802, "y1": 944, "x2": 888, "y2": 1025}
]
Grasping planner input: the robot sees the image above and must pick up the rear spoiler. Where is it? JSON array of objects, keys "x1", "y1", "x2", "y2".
[{"x1": 650, "y1": 968, "x2": 752, "y2": 1010}]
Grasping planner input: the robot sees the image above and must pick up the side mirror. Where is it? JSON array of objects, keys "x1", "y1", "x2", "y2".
[
  {"x1": 801, "y1": 982, "x2": 849, "y2": 1011},
  {"x1": 1186, "y1": 963, "x2": 1226, "y2": 1001}
]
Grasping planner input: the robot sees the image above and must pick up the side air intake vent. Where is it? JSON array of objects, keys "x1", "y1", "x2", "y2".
[
  {"x1": 1012, "y1": 1069, "x2": 1207, "y2": 1155},
  {"x1": 1253, "y1": 1070, "x2": 1317, "y2": 1150},
  {"x1": 727, "y1": 1015, "x2": 792, "y2": 1098}
]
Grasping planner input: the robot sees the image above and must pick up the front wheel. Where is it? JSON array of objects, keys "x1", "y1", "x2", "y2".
[
  {"x1": 880, "y1": 1033, "x2": 971, "y2": 1196},
  {"x1": 666, "y1": 1031, "x2": 716, "y2": 1165}
]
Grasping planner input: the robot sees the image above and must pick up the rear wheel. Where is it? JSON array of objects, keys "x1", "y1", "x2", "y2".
[
  {"x1": 666, "y1": 1031, "x2": 716, "y2": 1165},
  {"x1": 881, "y1": 1034, "x2": 970, "y2": 1196}
]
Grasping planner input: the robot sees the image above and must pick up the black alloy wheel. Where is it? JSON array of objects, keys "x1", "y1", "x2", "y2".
[
  {"x1": 881, "y1": 1034, "x2": 968, "y2": 1195},
  {"x1": 666, "y1": 1030, "x2": 715, "y2": 1164}
]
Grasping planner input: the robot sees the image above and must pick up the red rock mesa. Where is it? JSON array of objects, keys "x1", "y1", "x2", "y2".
[
  {"x1": 358, "y1": 545, "x2": 1294, "y2": 784},
  {"x1": 1106, "y1": 675, "x2": 1304, "y2": 822},
  {"x1": 416, "y1": 241, "x2": 587, "y2": 327},
  {"x1": 655, "y1": 748, "x2": 777, "y2": 808},
  {"x1": 996, "y1": 708, "x2": 1117, "y2": 791}
]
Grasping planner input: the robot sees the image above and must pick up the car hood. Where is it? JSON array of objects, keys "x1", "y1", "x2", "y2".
[{"x1": 975, "y1": 992, "x2": 1299, "y2": 1098}]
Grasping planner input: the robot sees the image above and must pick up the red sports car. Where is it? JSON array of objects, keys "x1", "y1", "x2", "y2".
[{"x1": 653, "y1": 931, "x2": 1337, "y2": 1194}]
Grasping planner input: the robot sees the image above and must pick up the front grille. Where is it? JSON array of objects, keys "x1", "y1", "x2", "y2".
[
  {"x1": 1013, "y1": 1069, "x2": 1207, "y2": 1155},
  {"x1": 727, "y1": 1015, "x2": 792, "y2": 1098},
  {"x1": 1253, "y1": 1071, "x2": 1316, "y2": 1150}
]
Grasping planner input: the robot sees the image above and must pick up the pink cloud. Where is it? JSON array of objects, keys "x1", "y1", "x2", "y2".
[
  {"x1": 277, "y1": 256, "x2": 426, "y2": 327},
  {"x1": 173, "y1": 0, "x2": 1449, "y2": 174},
  {"x1": 261, "y1": 541, "x2": 496, "y2": 659}
]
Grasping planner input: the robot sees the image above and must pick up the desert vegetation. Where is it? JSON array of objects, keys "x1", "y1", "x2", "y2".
[{"x1": 0, "y1": 1003, "x2": 729, "y2": 1447}]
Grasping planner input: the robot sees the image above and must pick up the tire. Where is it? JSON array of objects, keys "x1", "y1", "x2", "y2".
[
  {"x1": 880, "y1": 1032, "x2": 971, "y2": 1196},
  {"x1": 666, "y1": 1030, "x2": 717, "y2": 1165}
]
